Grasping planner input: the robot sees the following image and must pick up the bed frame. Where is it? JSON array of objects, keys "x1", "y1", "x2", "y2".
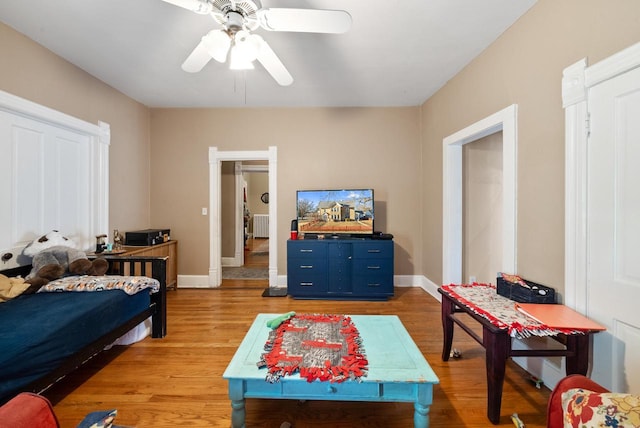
[{"x1": 0, "y1": 255, "x2": 167, "y2": 402}]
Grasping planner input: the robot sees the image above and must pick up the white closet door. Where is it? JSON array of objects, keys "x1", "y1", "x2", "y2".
[
  {"x1": 0, "y1": 92, "x2": 109, "y2": 269},
  {"x1": 587, "y1": 65, "x2": 640, "y2": 393}
]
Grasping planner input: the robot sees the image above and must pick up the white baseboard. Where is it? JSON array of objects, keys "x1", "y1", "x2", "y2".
[
  {"x1": 396, "y1": 275, "x2": 442, "y2": 302},
  {"x1": 221, "y1": 256, "x2": 239, "y2": 267},
  {"x1": 177, "y1": 274, "x2": 216, "y2": 288}
]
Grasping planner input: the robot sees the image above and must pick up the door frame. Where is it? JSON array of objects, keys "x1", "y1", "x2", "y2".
[
  {"x1": 563, "y1": 41, "x2": 640, "y2": 312},
  {"x1": 209, "y1": 147, "x2": 277, "y2": 287},
  {"x1": 442, "y1": 104, "x2": 518, "y2": 284}
]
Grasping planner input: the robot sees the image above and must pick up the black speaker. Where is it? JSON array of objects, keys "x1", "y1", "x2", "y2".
[{"x1": 372, "y1": 232, "x2": 394, "y2": 240}]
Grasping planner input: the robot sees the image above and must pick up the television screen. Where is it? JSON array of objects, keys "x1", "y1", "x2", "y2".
[{"x1": 296, "y1": 189, "x2": 374, "y2": 237}]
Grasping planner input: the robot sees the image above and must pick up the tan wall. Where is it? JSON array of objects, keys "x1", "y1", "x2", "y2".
[
  {"x1": 149, "y1": 108, "x2": 421, "y2": 275},
  {"x1": 0, "y1": 22, "x2": 152, "y2": 235},
  {"x1": 420, "y1": 0, "x2": 640, "y2": 293},
  {"x1": 246, "y1": 171, "x2": 269, "y2": 217}
]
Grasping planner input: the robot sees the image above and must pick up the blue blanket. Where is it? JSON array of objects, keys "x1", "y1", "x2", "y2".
[{"x1": 0, "y1": 289, "x2": 150, "y2": 402}]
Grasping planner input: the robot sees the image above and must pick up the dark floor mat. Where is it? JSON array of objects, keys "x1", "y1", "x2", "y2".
[{"x1": 262, "y1": 287, "x2": 288, "y2": 297}]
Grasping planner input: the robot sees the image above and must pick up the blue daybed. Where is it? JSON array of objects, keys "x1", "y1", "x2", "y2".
[{"x1": 0, "y1": 256, "x2": 167, "y2": 404}]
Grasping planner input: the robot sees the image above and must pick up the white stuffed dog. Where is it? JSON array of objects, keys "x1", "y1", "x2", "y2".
[{"x1": 23, "y1": 230, "x2": 108, "y2": 287}]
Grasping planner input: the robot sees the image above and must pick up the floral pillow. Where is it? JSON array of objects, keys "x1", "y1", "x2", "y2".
[
  {"x1": 38, "y1": 275, "x2": 159, "y2": 295},
  {"x1": 562, "y1": 387, "x2": 640, "y2": 427}
]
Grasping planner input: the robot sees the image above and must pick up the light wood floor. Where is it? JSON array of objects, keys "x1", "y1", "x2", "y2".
[{"x1": 47, "y1": 241, "x2": 551, "y2": 427}]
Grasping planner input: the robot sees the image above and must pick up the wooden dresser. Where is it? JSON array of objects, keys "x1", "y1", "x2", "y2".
[{"x1": 120, "y1": 240, "x2": 178, "y2": 289}]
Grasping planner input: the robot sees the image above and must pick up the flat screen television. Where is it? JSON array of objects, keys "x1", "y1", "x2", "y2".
[{"x1": 296, "y1": 188, "x2": 374, "y2": 237}]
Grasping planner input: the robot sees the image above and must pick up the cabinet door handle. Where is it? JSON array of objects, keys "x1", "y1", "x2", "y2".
[
  {"x1": 300, "y1": 265, "x2": 314, "y2": 269},
  {"x1": 300, "y1": 282, "x2": 313, "y2": 286},
  {"x1": 300, "y1": 249, "x2": 313, "y2": 253},
  {"x1": 367, "y1": 283, "x2": 381, "y2": 287},
  {"x1": 367, "y1": 249, "x2": 381, "y2": 253},
  {"x1": 367, "y1": 265, "x2": 381, "y2": 270}
]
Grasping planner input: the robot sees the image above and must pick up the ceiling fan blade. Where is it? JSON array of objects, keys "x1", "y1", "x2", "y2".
[
  {"x1": 181, "y1": 39, "x2": 213, "y2": 73},
  {"x1": 254, "y1": 36, "x2": 293, "y2": 86},
  {"x1": 160, "y1": 0, "x2": 212, "y2": 14},
  {"x1": 258, "y1": 8, "x2": 352, "y2": 33}
]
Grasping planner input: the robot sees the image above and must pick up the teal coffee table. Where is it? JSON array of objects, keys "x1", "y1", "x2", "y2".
[{"x1": 223, "y1": 314, "x2": 439, "y2": 427}]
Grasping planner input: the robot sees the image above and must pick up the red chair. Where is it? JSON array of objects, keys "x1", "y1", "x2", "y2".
[
  {"x1": 547, "y1": 374, "x2": 609, "y2": 428},
  {"x1": 0, "y1": 393, "x2": 60, "y2": 428}
]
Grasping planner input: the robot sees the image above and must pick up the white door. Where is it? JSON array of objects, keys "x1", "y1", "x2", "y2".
[
  {"x1": 587, "y1": 65, "x2": 640, "y2": 393},
  {"x1": 0, "y1": 111, "x2": 92, "y2": 262}
]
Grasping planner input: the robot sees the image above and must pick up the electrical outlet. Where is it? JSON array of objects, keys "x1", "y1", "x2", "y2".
[
  {"x1": 469, "y1": 276, "x2": 477, "y2": 284},
  {"x1": 201, "y1": 207, "x2": 207, "y2": 215}
]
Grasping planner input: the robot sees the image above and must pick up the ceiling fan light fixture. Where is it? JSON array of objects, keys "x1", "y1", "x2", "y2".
[
  {"x1": 203, "y1": 29, "x2": 231, "y2": 63},
  {"x1": 229, "y1": 55, "x2": 255, "y2": 70},
  {"x1": 229, "y1": 46, "x2": 255, "y2": 70},
  {"x1": 229, "y1": 31, "x2": 260, "y2": 70}
]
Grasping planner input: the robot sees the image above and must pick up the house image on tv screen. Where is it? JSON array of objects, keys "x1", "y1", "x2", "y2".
[{"x1": 296, "y1": 189, "x2": 374, "y2": 235}]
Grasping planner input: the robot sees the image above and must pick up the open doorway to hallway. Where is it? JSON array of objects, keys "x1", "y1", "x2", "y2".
[
  {"x1": 209, "y1": 147, "x2": 277, "y2": 288},
  {"x1": 221, "y1": 160, "x2": 269, "y2": 282},
  {"x1": 442, "y1": 105, "x2": 517, "y2": 285}
]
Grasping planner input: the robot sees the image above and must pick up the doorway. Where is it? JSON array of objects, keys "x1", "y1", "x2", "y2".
[
  {"x1": 208, "y1": 147, "x2": 277, "y2": 288},
  {"x1": 240, "y1": 162, "x2": 269, "y2": 266},
  {"x1": 442, "y1": 104, "x2": 518, "y2": 284},
  {"x1": 220, "y1": 161, "x2": 270, "y2": 281}
]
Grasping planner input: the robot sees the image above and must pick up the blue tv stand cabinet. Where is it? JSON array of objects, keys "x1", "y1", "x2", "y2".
[{"x1": 287, "y1": 238, "x2": 394, "y2": 300}]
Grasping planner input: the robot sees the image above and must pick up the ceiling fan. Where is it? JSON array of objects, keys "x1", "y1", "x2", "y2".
[{"x1": 160, "y1": 0, "x2": 352, "y2": 86}]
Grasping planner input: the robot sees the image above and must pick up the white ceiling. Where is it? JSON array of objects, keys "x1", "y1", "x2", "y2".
[{"x1": 0, "y1": 0, "x2": 537, "y2": 108}]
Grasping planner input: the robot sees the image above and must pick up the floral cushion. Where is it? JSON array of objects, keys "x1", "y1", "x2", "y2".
[{"x1": 562, "y1": 387, "x2": 640, "y2": 427}]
